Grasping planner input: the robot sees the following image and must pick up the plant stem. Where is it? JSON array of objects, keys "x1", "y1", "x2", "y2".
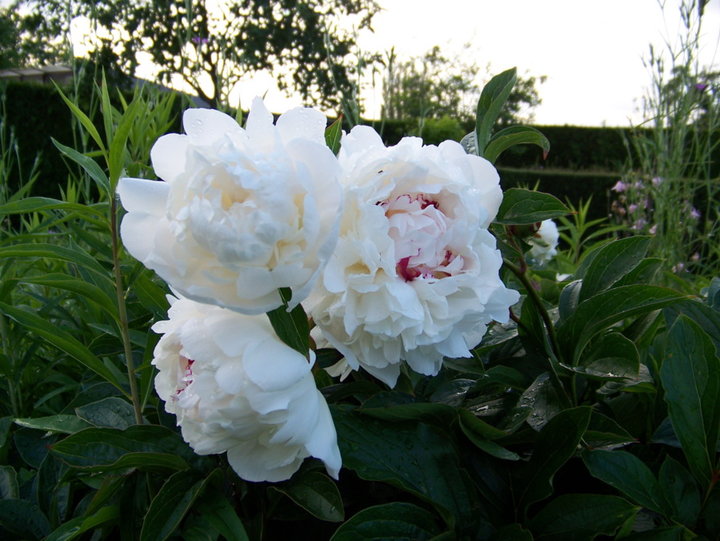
[
  {"x1": 504, "y1": 258, "x2": 573, "y2": 406},
  {"x1": 110, "y1": 197, "x2": 143, "y2": 424},
  {"x1": 0, "y1": 313, "x2": 20, "y2": 417},
  {"x1": 504, "y1": 258, "x2": 563, "y2": 362}
]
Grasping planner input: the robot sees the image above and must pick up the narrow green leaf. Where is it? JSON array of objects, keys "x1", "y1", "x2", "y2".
[
  {"x1": 195, "y1": 491, "x2": 249, "y2": 541},
  {"x1": 484, "y1": 125, "x2": 550, "y2": 164},
  {"x1": 359, "y1": 401, "x2": 456, "y2": 426},
  {"x1": 660, "y1": 316, "x2": 720, "y2": 486},
  {"x1": 519, "y1": 406, "x2": 592, "y2": 511},
  {"x1": 54, "y1": 83, "x2": 107, "y2": 154},
  {"x1": 50, "y1": 425, "x2": 193, "y2": 472},
  {"x1": 331, "y1": 502, "x2": 442, "y2": 541},
  {"x1": 583, "y1": 449, "x2": 663, "y2": 513},
  {"x1": 578, "y1": 236, "x2": 651, "y2": 302},
  {"x1": 457, "y1": 408, "x2": 511, "y2": 441},
  {"x1": 273, "y1": 471, "x2": 344, "y2": 522},
  {"x1": 0, "y1": 302, "x2": 125, "y2": 392},
  {"x1": 14, "y1": 415, "x2": 91, "y2": 434},
  {"x1": 52, "y1": 138, "x2": 111, "y2": 196},
  {"x1": 0, "y1": 243, "x2": 112, "y2": 285},
  {"x1": 325, "y1": 116, "x2": 343, "y2": 154},
  {"x1": 44, "y1": 505, "x2": 120, "y2": 541},
  {"x1": 584, "y1": 411, "x2": 636, "y2": 451},
  {"x1": 529, "y1": 494, "x2": 639, "y2": 541},
  {"x1": 0, "y1": 197, "x2": 106, "y2": 217},
  {"x1": 556, "y1": 285, "x2": 688, "y2": 363},
  {"x1": 266, "y1": 288, "x2": 310, "y2": 356},
  {"x1": 140, "y1": 470, "x2": 216, "y2": 541},
  {"x1": 495, "y1": 189, "x2": 570, "y2": 225},
  {"x1": 109, "y1": 98, "x2": 143, "y2": 189},
  {"x1": 75, "y1": 397, "x2": 137, "y2": 429},
  {"x1": 475, "y1": 67, "x2": 517, "y2": 154},
  {"x1": 658, "y1": 455, "x2": 701, "y2": 526},
  {"x1": 19, "y1": 273, "x2": 117, "y2": 318}
]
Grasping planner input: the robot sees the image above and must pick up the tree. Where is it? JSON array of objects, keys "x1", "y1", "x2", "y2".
[
  {"x1": 9, "y1": 0, "x2": 379, "y2": 109},
  {"x1": 382, "y1": 45, "x2": 544, "y2": 127}
]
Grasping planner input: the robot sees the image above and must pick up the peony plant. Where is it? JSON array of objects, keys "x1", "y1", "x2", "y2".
[{"x1": 7, "y1": 67, "x2": 718, "y2": 541}]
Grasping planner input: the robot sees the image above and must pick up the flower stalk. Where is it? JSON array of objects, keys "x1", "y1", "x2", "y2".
[{"x1": 110, "y1": 197, "x2": 143, "y2": 425}]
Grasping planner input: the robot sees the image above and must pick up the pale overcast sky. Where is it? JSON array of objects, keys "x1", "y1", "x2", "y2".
[
  {"x1": 11, "y1": 0, "x2": 719, "y2": 126},
  {"x1": 354, "y1": 0, "x2": 720, "y2": 126}
]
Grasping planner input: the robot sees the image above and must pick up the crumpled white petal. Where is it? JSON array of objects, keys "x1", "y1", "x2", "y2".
[
  {"x1": 117, "y1": 98, "x2": 342, "y2": 314},
  {"x1": 309, "y1": 126, "x2": 519, "y2": 387},
  {"x1": 152, "y1": 296, "x2": 341, "y2": 483}
]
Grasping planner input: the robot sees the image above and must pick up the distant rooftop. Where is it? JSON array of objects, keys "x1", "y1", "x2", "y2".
[{"x1": 0, "y1": 65, "x2": 73, "y2": 85}]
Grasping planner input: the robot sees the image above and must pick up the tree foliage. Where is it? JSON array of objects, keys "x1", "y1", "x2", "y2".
[
  {"x1": 381, "y1": 45, "x2": 545, "y2": 128},
  {"x1": 9, "y1": 0, "x2": 379, "y2": 109}
]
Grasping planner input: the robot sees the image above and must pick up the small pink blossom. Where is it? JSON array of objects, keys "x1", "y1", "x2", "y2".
[{"x1": 611, "y1": 180, "x2": 627, "y2": 193}]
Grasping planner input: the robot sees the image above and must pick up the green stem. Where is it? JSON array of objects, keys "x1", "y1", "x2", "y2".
[
  {"x1": 504, "y1": 257, "x2": 573, "y2": 406},
  {"x1": 504, "y1": 258, "x2": 563, "y2": 361},
  {"x1": 110, "y1": 198, "x2": 143, "y2": 424}
]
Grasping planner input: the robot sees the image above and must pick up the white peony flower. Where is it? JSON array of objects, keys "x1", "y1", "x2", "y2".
[
  {"x1": 309, "y1": 126, "x2": 519, "y2": 388},
  {"x1": 528, "y1": 219, "x2": 559, "y2": 264},
  {"x1": 117, "y1": 98, "x2": 342, "y2": 314},
  {"x1": 152, "y1": 295, "x2": 341, "y2": 483}
]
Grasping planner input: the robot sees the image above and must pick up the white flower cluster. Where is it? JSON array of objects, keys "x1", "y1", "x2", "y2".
[{"x1": 118, "y1": 99, "x2": 519, "y2": 482}]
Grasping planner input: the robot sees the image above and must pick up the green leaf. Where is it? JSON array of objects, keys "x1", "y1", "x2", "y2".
[
  {"x1": 331, "y1": 502, "x2": 442, "y2": 541},
  {"x1": 517, "y1": 372, "x2": 562, "y2": 431},
  {"x1": 495, "y1": 189, "x2": 570, "y2": 225},
  {"x1": 556, "y1": 285, "x2": 687, "y2": 363},
  {"x1": 109, "y1": 98, "x2": 143, "y2": 189},
  {"x1": 658, "y1": 455, "x2": 701, "y2": 526},
  {"x1": 484, "y1": 126, "x2": 550, "y2": 164},
  {"x1": 273, "y1": 471, "x2": 344, "y2": 522},
  {"x1": 358, "y1": 400, "x2": 456, "y2": 426},
  {"x1": 566, "y1": 332, "x2": 639, "y2": 381},
  {"x1": 584, "y1": 411, "x2": 636, "y2": 451},
  {"x1": 519, "y1": 406, "x2": 592, "y2": 512},
  {"x1": 558, "y1": 280, "x2": 582, "y2": 322},
  {"x1": 14, "y1": 415, "x2": 92, "y2": 434},
  {"x1": 529, "y1": 494, "x2": 639, "y2": 541},
  {"x1": 0, "y1": 302, "x2": 125, "y2": 393},
  {"x1": 266, "y1": 288, "x2": 310, "y2": 356},
  {"x1": 54, "y1": 83, "x2": 107, "y2": 154},
  {"x1": 75, "y1": 397, "x2": 138, "y2": 429},
  {"x1": 475, "y1": 67, "x2": 517, "y2": 154},
  {"x1": 194, "y1": 491, "x2": 249, "y2": 541},
  {"x1": 50, "y1": 425, "x2": 193, "y2": 472},
  {"x1": 582, "y1": 449, "x2": 663, "y2": 513},
  {"x1": 488, "y1": 524, "x2": 533, "y2": 541},
  {"x1": 52, "y1": 139, "x2": 111, "y2": 196},
  {"x1": 332, "y1": 406, "x2": 480, "y2": 529},
  {"x1": 458, "y1": 413, "x2": 520, "y2": 461},
  {"x1": 140, "y1": 470, "x2": 218, "y2": 541},
  {"x1": 0, "y1": 197, "x2": 106, "y2": 217},
  {"x1": 0, "y1": 243, "x2": 112, "y2": 285},
  {"x1": 19, "y1": 273, "x2": 117, "y2": 319},
  {"x1": 660, "y1": 316, "x2": 720, "y2": 486},
  {"x1": 578, "y1": 237, "x2": 651, "y2": 302},
  {"x1": 0, "y1": 499, "x2": 51, "y2": 540},
  {"x1": 0, "y1": 465, "x2": 18, "y2": 499},
  {"x1": 325, "y1": 116, "x2": 343, "y2": 154},
  {"x1": 44, "y1": 505, "x2": 120, "y2": 541}
]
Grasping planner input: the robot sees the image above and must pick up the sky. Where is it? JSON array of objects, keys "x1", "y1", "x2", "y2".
[
  {"x1": 227, "y1": 0, "x2": 720, "y2": 127},
  {"x1": 357, "y1": 0, "x2": 720, "y2": 127},
  {"x1": 9, "y1": 0, "x2": 720, "y2": 126}
]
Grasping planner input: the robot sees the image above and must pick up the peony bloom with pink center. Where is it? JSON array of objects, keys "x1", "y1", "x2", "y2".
[
  {"x1": 117, "y1": 98, "x2": 341, "y2": 314},
  {"x1": 309, "y1": 126, "x2": 519, "y2": 387},
  {"x1": 152, "y1": 296, "x2": 341, "y2": 483}
]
